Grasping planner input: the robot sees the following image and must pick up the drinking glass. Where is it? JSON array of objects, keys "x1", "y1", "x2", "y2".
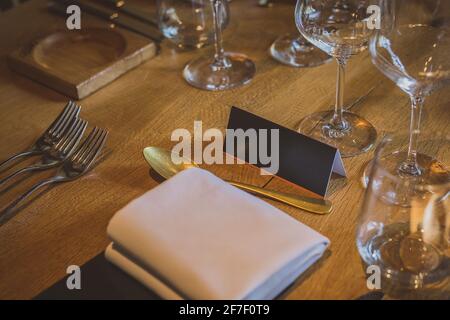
[
  {"x1": 183, "y1": 0, "x2": 256, "y2": 90},
  {"x1": 157, "y1": 0, "x2": 229, "y2": 49},
  {"x1": 295, "y1": 0, "x2": 378, "y2": 157},
  {"x1": 270, "y1": 34, "x2": 332, "y2": 67},
  {"x1": 368, "y1": 0, "x2": 450, "y2": 182},
  {"x1": 356, "y1": 133, "x2": 449, "y2": 299}
]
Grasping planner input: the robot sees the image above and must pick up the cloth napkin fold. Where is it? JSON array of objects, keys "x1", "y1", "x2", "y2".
[{"x1": 106, "y1": 168, "x2": 329, "y2": 300}]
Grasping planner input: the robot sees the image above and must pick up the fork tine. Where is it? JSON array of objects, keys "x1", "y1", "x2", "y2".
[
  {"x1": 54, "y1": 103, "x2": 81, "y2": 139},
  {"x1": 51, "y1": 101, "x2": 76, "y2": 137},
  {"x1": 55, "y1": 117, "x2": 82, "y2": 151},
  {"x1": 72, "y1": 127, "x2": 99, "y2": 162},
  {"x1": 53, "y1": 102, "x2": 79, "y2": 136},
  {"x1": 79, "y1": 129, "x2": 108, "y2": 169},
  {"x1": 51, "y1": 101, "x2": 80, "y2": 136},
  {"x1": 56, "y1": 118, "x2": 86, "y2": 152},
  {"x1": 80, "y1": 129, "x2": 105, "y2": 163},
  {"x1": 77, "y1": 128, "x2": 103, "y2": 163},
  {"x1": 48, "y1": 101, "x2": 74, "y2": 135},
  {"x1": 62, "y1": 119, "x2": 88, "y2": 155}
]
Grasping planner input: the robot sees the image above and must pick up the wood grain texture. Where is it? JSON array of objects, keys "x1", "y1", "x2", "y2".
[{"x1": 0, "y1": 0, "x2": 449, "y2": 300}]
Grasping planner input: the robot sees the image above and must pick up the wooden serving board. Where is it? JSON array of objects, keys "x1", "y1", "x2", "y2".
[{"x1": 8, "y1": 27, "x2": 157, "y2": 99}]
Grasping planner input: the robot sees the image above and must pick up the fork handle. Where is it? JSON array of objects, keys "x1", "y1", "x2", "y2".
[
  {"x1": 0, "y1": 149, "x2": 40, "y2": 172},
  {"x1": 0, "y1": 177, "x2": 62, "y2": 225},
  {"x1": 0, "y1": 162, "x2": 58, "y2": 188}
]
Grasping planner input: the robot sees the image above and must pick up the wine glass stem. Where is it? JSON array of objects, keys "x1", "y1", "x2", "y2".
[
  {"x1": 331, "y1": 58, "x2": 349, "y2": 130},
  {"x1": 211, "y1": 0, "x2": 230, "y2": 69},
  {"x1": 400, "y1": 95, "x2": 424, "y2": 175}
]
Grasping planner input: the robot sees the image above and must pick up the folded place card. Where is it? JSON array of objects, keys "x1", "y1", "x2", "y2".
[{"x1": 224, "y1": 106, "x2": 346, "y2": 197}]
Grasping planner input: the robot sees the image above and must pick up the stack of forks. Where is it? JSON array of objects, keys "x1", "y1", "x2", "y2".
[{"x1": 0, "y1": 101, "x2": 108, "y2": 225}]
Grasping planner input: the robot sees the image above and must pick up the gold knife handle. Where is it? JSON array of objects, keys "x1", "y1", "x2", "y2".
[{"x1": 227, "y1": 181, "x2": 332, "y2": 215}]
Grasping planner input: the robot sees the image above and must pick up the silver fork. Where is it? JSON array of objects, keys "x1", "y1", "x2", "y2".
[
  {"x1": 0, "y1": 127, "x2": 108, "y2": 225},
  {"x1": 0, "y1": 118, "x2": 88, "y2": 188},
  {"x1": 0, "y1": 101, "x2": 81, "y2": 172}
]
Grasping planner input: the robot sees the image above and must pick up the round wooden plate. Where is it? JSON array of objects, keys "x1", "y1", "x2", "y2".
[{"x1": 32, "y1": 28, "x2": 127, "y2": 72}]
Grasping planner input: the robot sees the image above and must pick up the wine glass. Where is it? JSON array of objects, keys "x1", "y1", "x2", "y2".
[
  {"x1": 366, "y1": 0, "x2": 450, "y2": 184},
  {"x1": 270, "y1": 34, "x2": 332, "y2": 67},
  {"x1": 183, "y1": 0, "x2": 256, "y2": 90},
  {"x1": 295, "y1": 0, "x2": 378, "y2": 157},
  {"x1": 157, "y1": 0, "x2": 229, "y2": 49},
  {"x1": 356, "y1": 133, "x2": 449, "y2": 299}
]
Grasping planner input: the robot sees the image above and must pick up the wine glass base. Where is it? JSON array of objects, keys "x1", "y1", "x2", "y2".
[
  {"x1": 361, "y1": 151, "x2": 450, "y2": 189},
  {"x1": 297, "y1": 111, "x2": 377, "y2": 157},
  {"x1": 270, "y1": 35, "x2": 332, "y2": 67},
  {"x1": 183, "y1": 52, "x2": 256, "y2": 91}
]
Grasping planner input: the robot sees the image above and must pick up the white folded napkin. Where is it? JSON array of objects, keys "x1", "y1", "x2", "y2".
[{"x1": 106, "y1": 168, "x2": 329, "y2": 300}]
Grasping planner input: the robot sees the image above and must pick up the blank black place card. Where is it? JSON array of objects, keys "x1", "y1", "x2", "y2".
[{"x1": 224, "y1": 106, "x2": 346, "y2": 197}]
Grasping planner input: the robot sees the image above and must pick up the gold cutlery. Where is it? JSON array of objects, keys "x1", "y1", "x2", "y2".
[{"x1": 143, "y1": 146, "x2": 332, "y2": 215}]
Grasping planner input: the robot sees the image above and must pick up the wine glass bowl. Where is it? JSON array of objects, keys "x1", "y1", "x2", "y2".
[
  {"x1": 157, "y1": 0, "x2": 229, "y2": 49},
  {"x1": 296, "y1": 0, "x2": 374, "y2": 58},
  {"x1": 371, "y1": 23, "x2": 450, "y2": 97}
]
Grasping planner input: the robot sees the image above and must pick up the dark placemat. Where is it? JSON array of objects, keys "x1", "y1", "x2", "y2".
[{"x1": 35, "y1": 252, "x2": 160, "y2": 300}]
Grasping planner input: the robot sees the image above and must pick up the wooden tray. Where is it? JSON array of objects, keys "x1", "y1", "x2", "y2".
[{"x1": 8, "y1": 27, "x2": 157, "y2": 99}]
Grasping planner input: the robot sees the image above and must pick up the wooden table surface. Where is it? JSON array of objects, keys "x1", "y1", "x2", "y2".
[{"x1": 0, "y1": 0, "x2": 449, "y2": 300}]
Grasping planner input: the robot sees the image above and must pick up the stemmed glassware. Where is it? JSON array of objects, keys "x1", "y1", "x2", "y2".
[
  {"x1": 183, "y1": 0, "x2": 256, "y2": 90},
  {"x1": 270, "y1": 34, "x2": 332, "y2": 67},
  {"x1": 295, "y1": 0, "x2": 378, "y2": 157},
  {"x1": 157, "y1": 0, "x2": 229, "y2": 49},
  {"x1": 356, "y1": 133, "x2": 449, "y2": 299},
  {"x1": 366, "y1": 0, "x2": 450, "y2": 184}
]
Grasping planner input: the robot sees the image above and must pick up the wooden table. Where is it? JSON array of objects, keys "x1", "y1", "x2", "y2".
[{"x1": 0, "y1": 0, "x2": 448, "y2": 300}]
